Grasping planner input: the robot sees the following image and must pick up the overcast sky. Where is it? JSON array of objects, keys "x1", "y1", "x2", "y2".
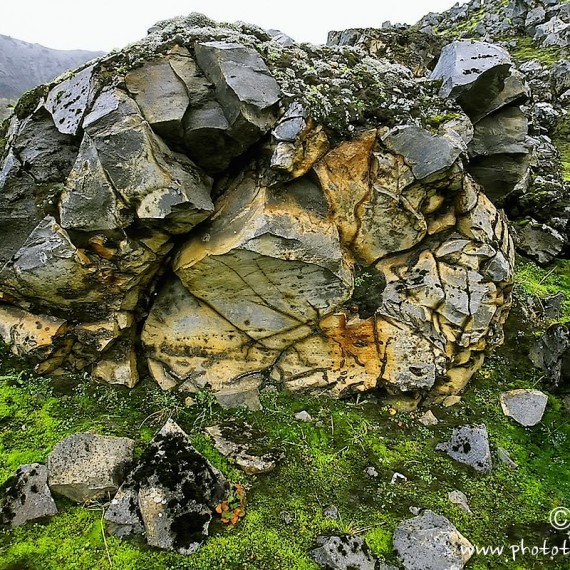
[{"x1": 2, "y1": 0, "x2": 467, "y2": 52}]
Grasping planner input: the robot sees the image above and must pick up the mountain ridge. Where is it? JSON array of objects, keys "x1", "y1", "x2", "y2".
[{"x1": 0, "y1": 34, "x2": 104, "y2": 99}]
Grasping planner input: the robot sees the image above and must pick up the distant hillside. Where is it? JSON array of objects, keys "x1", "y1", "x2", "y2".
[{"x1": 0, "y1": 34, "x2": 104, "y2": 99}]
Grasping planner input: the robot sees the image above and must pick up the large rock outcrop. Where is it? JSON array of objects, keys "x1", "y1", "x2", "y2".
[{"x1": 0, "y1": 14, "x2": 515, "y2": 401}]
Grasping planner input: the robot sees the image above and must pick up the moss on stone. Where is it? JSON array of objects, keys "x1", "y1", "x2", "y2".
[
  {"x1": 13, "y1": 85, "x2": 49, "y2": 120},
  {"x1": 0, "y1": 318, "x2": 569, "y2": 569}
]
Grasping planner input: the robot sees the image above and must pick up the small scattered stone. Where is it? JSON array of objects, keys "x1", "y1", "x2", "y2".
[
  {"x1": 497, "y1": 447, "x2": 519, "y2": 470},
  {"x1": 436, "y1": 425, "x2": 492, "y2": 473},
  {"x1": 418, "y1": 410, "x2": 439, "y2": 426},
  {"x1": 391, "y1": 472, "x2": 408, "y2": 485},
  {"x1": 295, "y1": 411, "x2": 313, "y2": 423},
  {"x1": 311, "y1": 535, "x2": 378, "y2": 570},
  {"x1": 365, "y1": 466, "x2": 379, "y2": 478},
  {"x1": 214, "y1": 376, "x2": 262, "y2": 411},
  {"x1": 0, "y1": 464, "x2": 57, "y2": 527},
  {"x1": 394, "y1": 510, "x2": 473, "y2": 570},
  {"x1": 500, "y1": 389, "x2": 548, "y2": 427},
  {"x1": 448, "y1": 490, "x2": 472, "y2": 514},
  {"x1": 443, "y1": 396, "x2": 462, "y2": 407},
  {"x1": 279, "y1": 510, "x2": 295, "y2": 525},
  {"x1": 323, "y1": 505, "x2": 339, "y2": 519},
  {"x1": 205, "y1": 424, "x2": 280, "y2": 474}
]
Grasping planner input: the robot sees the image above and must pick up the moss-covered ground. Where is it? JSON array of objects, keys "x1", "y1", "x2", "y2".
[{"x1": 0, "y1": 258, "x2": 569, "y2": 570}]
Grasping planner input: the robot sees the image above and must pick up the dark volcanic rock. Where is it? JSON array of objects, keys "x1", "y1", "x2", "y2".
[
  {"x1": 104, "y1": 420, "x2": 228, "y2": 554},
  {"x1": 0, "y1": 463, "x2": 57, "y2": 527},
  {"x1": 382, "y1": 125, "x2": 464, "y2": 180},
  {"x1": 529, "y1": 324, "x2": 570, "y2": 387},
  {"x1": 430, "y1": 40, "x2": 513, "y2": 120}
]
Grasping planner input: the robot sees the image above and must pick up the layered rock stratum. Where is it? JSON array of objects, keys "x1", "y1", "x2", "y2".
[{"x1": 0, "y1": 13, "x2": 521, "y2": 401}]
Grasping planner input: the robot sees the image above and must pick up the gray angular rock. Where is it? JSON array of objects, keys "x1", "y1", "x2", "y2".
[
  {"x1": 47, "y1": 433, "x2": 135, "y2": 502},
  {"x1": 515, "y1": 220, "x2": 565, "y2": 265},
  {"x1": 418, "y1": 410, "x2": 439, "y2": 427},
  {"x1": 525, "y1": 7, "x2": 546, "y2": 30},
  {"x1": 448, "y1": 490, "x2": 472, "y2": 514},
  {"x1": 191, "y1": 41, "x2": 281, "y2": 172},
  {"x1": 311, "y1": 535, "x2": 378, "y2": 570},
  {"x1": 44, "y1": 65, "x2": 98, "y2": 136},
  {"x1": 469, "y1": 107, "x2": 528, "y2": 157},
  {"x1": 104, "y1": 420, "x2": 228, "y2": 554},
  {"x1": 214, "y1": 376, "x2": 262, "y2": 411},
  {"x1": 393, "y1": 510, "x2": 473, "y2": 570},
  {"x1": 468, "y1": 153, "x2": 530, "y2": 204},
  {"x1": 59, "y1": 134, "x2": 132, "y2": 231},
  {"x1": 382, "y1": 125, "x2": 463, "y2": 180},
  {"x1": 551, "y1": 60, "x2": 570, "y2": 97},
  {"x1": 205, "y1": 424, "x2": 280, "y2": 474},
  {"x1": 125, "y1": 47, "x2": 210, "y2": 143},
  {"x1": 436, "y1": 425, "x2": 492, "y2": 472},
  {"x1": 529, "y1": 324, "x2": 570, "y2": 386},
  {"x1": 84, "y1": 88, "x2": 214, "y2": 233},
  {"x1": 0, "y1": 464, "x2": 57, "y2": 527},
  {"x1": 500, "y1": 389, "x2": 548, "y2": 426},
  {"x1": 430, "y1": 40, "x2": 512, "y2": 120}
]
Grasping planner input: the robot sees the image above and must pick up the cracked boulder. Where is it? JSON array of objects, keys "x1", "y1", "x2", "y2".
[
  {"x1": 104, "y1": 420, "x2": 228, "y2": 554},
  {"x1": 0, "y1": 15, "x2": 515, "y2": 400},
  {"x1": 430, "y1": 40, "x2": 513, "y2": 120}
]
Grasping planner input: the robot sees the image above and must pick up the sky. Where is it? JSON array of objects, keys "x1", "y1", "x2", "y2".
[{"x1": 2, "y1": 0, "x2": 468, "y2": 52}]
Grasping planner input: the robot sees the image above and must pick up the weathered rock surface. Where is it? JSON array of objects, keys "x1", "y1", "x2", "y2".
[
  {"x1": 436, "y1": 424, "x2": 493, "y2": 472},
  {"x1": 0, "y1": 14, "x2": 516, "y2": 402},
  {"x1": 311, "y1": 535, "x2": 378, "y2": 570},
  {"x1": 500, "y1": 389, "x2": 548, "y2": 426},
  {"x1": 0, "y1": 464, "x2": 57, "y2": 527},
  {"x1": 47, "y1": 433, "x2": 135, "y2": 502},
  {"x1": 104, "y1": 420, "x2": 228, "y2": 554},
  {"x1": 393, "y1": 510, "x2": 473, "y2": 570},
  {"x1": 529, "y1": 324, "x2": 570, "y2": 386}
]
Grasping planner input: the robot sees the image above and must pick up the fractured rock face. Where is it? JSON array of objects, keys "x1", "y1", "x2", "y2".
[
  {"x1": 104, "y1": 420, "x2": 228, "y2": 554},
  {"x1": 0, "y1": 15, "x2": 515, "y2": 401}
]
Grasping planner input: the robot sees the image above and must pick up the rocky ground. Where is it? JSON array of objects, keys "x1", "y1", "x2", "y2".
[{"x1": 0, "y1": 255, "x2": 567, "y2": 569}]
